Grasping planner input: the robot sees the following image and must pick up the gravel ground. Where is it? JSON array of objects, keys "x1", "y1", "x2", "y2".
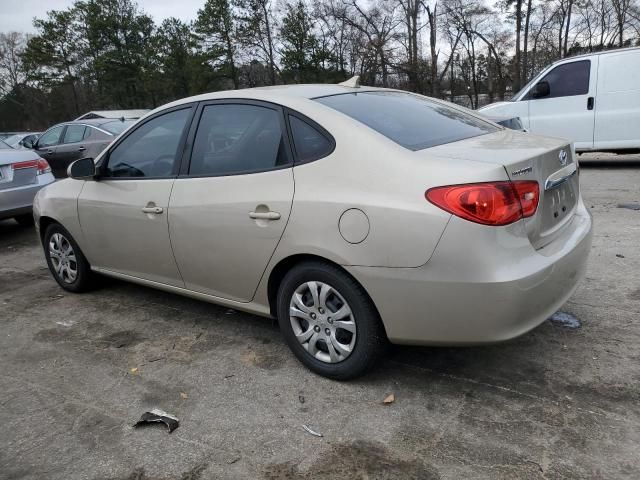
[{"x1": 1, "y1": 155, "x2": 639, "y2": 480}]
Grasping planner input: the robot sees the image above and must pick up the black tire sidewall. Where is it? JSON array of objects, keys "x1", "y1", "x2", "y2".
[
  {"x1": 43, "y1": 224, "x2": 93, "y2": 292},
  {"x1": 276, "y1": 262, "x2": 384, "y2": 380}
]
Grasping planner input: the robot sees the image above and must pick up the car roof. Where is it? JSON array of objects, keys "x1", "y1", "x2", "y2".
[
  {"x1": 61, "y1": 119, "x2": 134, "y2": 127},
  {"x1": 551, "y1": 46, "x2": 640, "y2": 65}
]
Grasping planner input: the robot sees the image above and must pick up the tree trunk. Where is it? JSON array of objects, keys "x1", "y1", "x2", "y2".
[
  {"x1": 427, "y1": 5, "x2": 438, "y2": 97},
  {"x1": 563, "y1": 0, "x2": 574, "y2": 56},
  {"x1": 522, "y1": 0, "x2": 533, "y2": 83},
  {"x1": 514, "y1": 0, "x2": 522, "y2": 92},
  {"x1": 262, "y1": 1, "x2": 276, "y2": 85}
]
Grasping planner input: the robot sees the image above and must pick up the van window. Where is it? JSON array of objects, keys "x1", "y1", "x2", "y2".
[
  {"x1": 530, "y1": 60, "x2": 590, "y2": 99},
  {"x1": 315, "y1": 91, "x2": 498, "y2": 151}
]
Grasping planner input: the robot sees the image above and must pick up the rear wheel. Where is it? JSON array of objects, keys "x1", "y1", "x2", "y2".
[
  {"x1": 14, "y1": 214, "x2": 34, "y2": 226},
  {"x1": 276, "y1": 261, "x2": 386, "y2": 380},
  {"x1": 43, "y1": 223, "x2": 96, "y2": 292}
]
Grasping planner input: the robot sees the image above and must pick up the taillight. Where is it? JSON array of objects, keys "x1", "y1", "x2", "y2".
[
  {"x1": 11, "y1": 158, "x2": 51, "y2": 175},
  {"x1": 426, "y1": 181, "x2": 539, "y2": 226},
  {"x1": 36, "y1": 158, "x2": 51, "y2": 175}
]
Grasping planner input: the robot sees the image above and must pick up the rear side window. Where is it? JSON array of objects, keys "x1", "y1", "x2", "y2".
[
  {"x1": 105, "y1": 108, "x2": 190, "y2": 178},
  {"x1": 531, "y1": 60, "x2": 590, "y2": 99},
  {"x1": 189, "y1": 104, "x2": 289, "y2": 176},
  {"x1": 315, "y1": 92, "x2": 498, "y2": 151},
  {"x1": 289, "y1": 116, "x2": 333, "y2": 162},
  {"x1": 63, "y1": 125, "x2": 87, "y2": 144}
]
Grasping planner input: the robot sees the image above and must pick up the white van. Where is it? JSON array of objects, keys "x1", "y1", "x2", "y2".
[{"x1": 479, "y1": 47, "x2": 640, "y2": 153}]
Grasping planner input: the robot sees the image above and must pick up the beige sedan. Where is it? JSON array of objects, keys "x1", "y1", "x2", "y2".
[{"x1": 33, "y1": 81, "x2": 593, "y2": 379}]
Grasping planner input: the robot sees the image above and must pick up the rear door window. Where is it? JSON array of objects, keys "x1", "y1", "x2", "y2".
[
  {"x1": 315, "y1": 91, "x2": 498, "y2": 151},
  {"x1": 63, "y1": 125, "x2": 87, "y2": 144},
  {"x1": 189, "y1": 104, "x2": 290, "y2": 176}
]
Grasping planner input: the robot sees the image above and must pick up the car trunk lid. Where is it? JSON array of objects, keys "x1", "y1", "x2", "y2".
[
  {"x1": 0, "y1": 151, "x2": 40, "y2": 190},
  {"x1": 426, "y1": 129, "x2": 579, "y2": 249}
]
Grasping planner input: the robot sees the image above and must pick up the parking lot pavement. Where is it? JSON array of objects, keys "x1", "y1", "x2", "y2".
[{"x1": 1, "y1": 158, "x2": 639, "y2": 480}]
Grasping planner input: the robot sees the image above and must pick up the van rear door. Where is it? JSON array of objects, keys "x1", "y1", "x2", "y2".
[
  {"x1": 527, "y1": 58, "x2": 598, "y2": 151},
  {"x1": 594, "y1": 49, "x2": 640, "y2": 151}
]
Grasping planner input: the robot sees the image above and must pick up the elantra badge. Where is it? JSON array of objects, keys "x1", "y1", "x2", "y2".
[{"x1": 558, "y1": 149, "x2": 568, "y2": 166}]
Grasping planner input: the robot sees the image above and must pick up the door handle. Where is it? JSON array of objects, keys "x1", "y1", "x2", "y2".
[
  {"x1": 587, "y1": 97, "x2": 594, "y2": 110},
  {"x1": 46, "y1": 149, "x2": 53, "y2": 155},
  {"x1": 142, "y1": 206, "x2": 163, "y2": 214},
  {"x1": 78, "y1": 146, "x2": 86, "y2": 152},
  {"x1": 249, "y1": 211, "x2": 281, "y2": 220}
]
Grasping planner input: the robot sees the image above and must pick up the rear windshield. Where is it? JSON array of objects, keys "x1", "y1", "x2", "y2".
[
  {"x1": 315, "y1": 91, "x2": 498, "y2": 150},
  {"x1": 0, "y1": 140, "x2": 11, "y2": 149},
  {"x1": 100, "y1": 120, "x2": 135, "y2": 135}
]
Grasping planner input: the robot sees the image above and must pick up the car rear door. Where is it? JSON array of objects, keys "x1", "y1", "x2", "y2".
[
  {"x1": 54, "y1": 124, "x2": 89, "y2": 174},
  {"x1": 168, "y1": 100, "x2": 294, "y2": 302},
  {"x1": 77, "y1": 105, "x2": 195, "y2": 286},
  {"x1": 528, "y1": 59, "x2": 597, "y2": 150}
]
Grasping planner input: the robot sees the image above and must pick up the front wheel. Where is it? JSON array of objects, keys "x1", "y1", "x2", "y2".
[
  {"x1": 276, "y1": 262, "x2": 386, "y2": 380},
  {"x1": 43, "y1": 223, "x2": 96, "y2": 292}
]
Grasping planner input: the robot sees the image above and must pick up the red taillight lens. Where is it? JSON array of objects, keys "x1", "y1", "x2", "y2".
[
  {"x1": 11, "y1": 158, "x2": 50, "y2": 175},
  {"x1": 36, "y1": 158, "x2": 51, "y2": 175},
  {"x1": 426, "y1": 181, "x2": 539, "y2": 226}
]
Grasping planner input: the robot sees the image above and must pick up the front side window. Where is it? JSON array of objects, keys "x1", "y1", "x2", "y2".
[
  {"x1": 315, "y1": 91, "x2": 498, "y2": 151},
  {"x1": 38, "y1": 126, "x2": 65, "y2": 148},
  {"x1": 105, "y1": 108, "x2": 190, "y2": 178},
  {"x1": 63, "y1": 125, "x2": 87, "y2": 144},
  {"x1": 189, "y1": 104, "x2": 289, "y2": 176},
  {"x1": 530, "y1": 60, "x2": 590, "y2": 99},
  {"x1": 289, "y1": 115, "x2": 333, "y2": 162}
]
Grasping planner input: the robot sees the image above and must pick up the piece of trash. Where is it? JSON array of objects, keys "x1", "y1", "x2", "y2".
[
  {"x1": 549, "y1": 312, "x2": 581, "y2": 329},
  {"x1": 616, "y1": 253, "x2": 625, "y2": 258},
  {"x1": 227, "y1": 455, "x2": 241, "y2": 465},
  {"x1": 56, "y1": 320, "x2": 74, "y2": 327},
  {"x1": 180, "y1": 392, "x2": 188, "y2": 399},
  {"x1": 383, "y1": 394, "x2": 395, "y2": 405},
  {"x1": 224, "y1": 374, "x2": 235, "y2": 379},
  {"x1": 302, "y1": 424, "x2": 323, "y2": 437},
  {"x1": 225, "y1": 309, "x2": 236, "y2": 315},
  {"x1": 133, "y1": 409, "x2": 179, "y2": 433},
  {"x1": 617, "y1": 203, "x2": 640, "y2": 211},
  {"x1": 298, "y1": 395, "x2": 305, "y2": 404},
  {"x1": 130, "y1": 367, "x2": 139, "y2": 374}
]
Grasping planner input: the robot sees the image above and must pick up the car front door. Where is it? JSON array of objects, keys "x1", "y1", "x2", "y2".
[
  {"x1": 34, "y1": 125, "x2": 65, "y2": 176},
  {"x1": 168, "y1": 101, "x2": 295, "y2": 302},
  {"x1": 527, "y1": 59, "x2": 597, "y2": 150},
  {"x1": 77, "y1": 106, "x2": 194, "y2": 286}
]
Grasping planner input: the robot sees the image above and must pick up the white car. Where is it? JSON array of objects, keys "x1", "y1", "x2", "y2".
[{"x1": 480, "y1": 47, "x2": 640, "y2": 153}]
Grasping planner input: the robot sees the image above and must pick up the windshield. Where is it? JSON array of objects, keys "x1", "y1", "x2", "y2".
[
  {"x1": 100, "y1": 120, "x2": 135, "y2": 135},
  {"x1": 316, "y1": 91, "x2": 498, "y2": 150},
  {"x1": 3, "y1": 134, "x2": 21, "y2": 147}
]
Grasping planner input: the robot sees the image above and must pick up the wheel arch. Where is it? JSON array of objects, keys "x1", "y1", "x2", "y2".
[{"x1": 266, "y1": 254, "x2": 387, "y2": 337}]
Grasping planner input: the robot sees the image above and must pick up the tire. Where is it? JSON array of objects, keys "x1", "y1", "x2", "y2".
[
  {"x1": 14, "y1": 214, "x2": 34, "y2": 226},
  {"x1": 43, "y1": 223, "x2": 96, "y2": 292},
  {"x1": 276, "y1": 261, "x2": 387, "y2": 380}
]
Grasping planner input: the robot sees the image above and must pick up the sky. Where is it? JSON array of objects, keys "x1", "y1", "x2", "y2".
[{"x1": 0, "y1": 0, "x2": 203, "y2": 33}]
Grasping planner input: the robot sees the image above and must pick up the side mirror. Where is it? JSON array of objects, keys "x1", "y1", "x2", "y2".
[
  {"x1": 22, "y1": 138, "x2": 35, "y2": 149},
  {"x1": 532, "y1": 81, "x2": 550, "y2": 99},
  {"x1": 68, "y1": 157, "x2": 96, "y2": 179}
]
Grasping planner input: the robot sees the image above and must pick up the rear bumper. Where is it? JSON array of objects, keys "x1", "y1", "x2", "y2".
[
  {"x1": 346, "y1": 201, "x2": 593, "y2": 345},
  {"x1": 0, "y1": 173, "x2": 56, "y2": 220}
]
